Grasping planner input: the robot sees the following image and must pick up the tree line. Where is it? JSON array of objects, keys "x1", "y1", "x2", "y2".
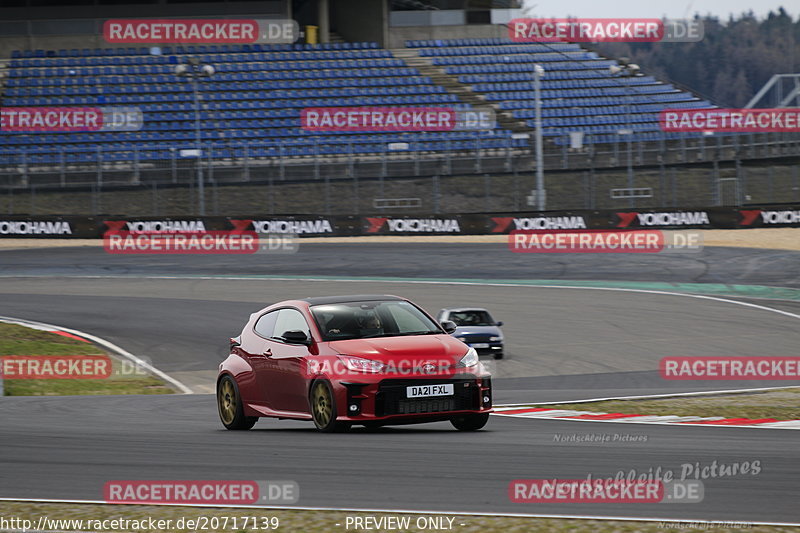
[{"x1": 589, "y1": 9, "x2": 799, "y2": 107}]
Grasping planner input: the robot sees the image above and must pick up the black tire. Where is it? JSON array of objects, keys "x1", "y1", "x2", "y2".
[
  {"x1": 309, "y1": 380, "x2": 350, "y2": 433},
  {"x1": 217, "y1": 375, "x2": 257, "y2": 430},
  {"x1": 493, "y1": 352, "x2": 504, "y2": 360},
  {"x1": 450, "y1": 413, "x2": 490, "y2": 431}
]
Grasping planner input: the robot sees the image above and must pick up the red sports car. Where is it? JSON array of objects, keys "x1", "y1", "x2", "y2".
[{"x1": 217, "y1": 295, "x2": 493, "y2": 432}]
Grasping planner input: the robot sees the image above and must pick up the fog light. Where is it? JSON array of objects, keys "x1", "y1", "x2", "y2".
[
  {"x1": 483, "y1": 396, "x2": 490, "y2": 404},
  {"x1": 349, "y1": 404, "x2": 358, "y2": 412}
]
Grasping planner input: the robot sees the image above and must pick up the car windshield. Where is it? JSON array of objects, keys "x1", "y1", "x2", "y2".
[
  {"x1": 311, "y1": 300, "x2": 442, "y2": 341},
  {"x1": 448, "y1": 310, "x2": 495, "y2": 327}
]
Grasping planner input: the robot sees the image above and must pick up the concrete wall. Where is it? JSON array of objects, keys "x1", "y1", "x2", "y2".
[
  {"x1": 0, "y1": 35, "x2": 108, "y2": 61},
  {"x1": 390, "y1": 10, "x2": 465, "y2": 27},
  {"x1": 490, "y1": 8, "x2": 523, "y2": 25},
  {"x1": 0, "y1": 18, "x2": 282, "y2": 60},
  {"x1": 389, "y1": 8, "x2": 522, "y2": 27},
  {"x1": 0, "y1": 1, "x2": 291, "y2": 59},
  {"x1": 388, "y1": 24, "x2": 509, "y2": 48},
  {"x1": 331, "y1": 0, "x2": 388, "y2": 46},
  {"x1": 0, "y1": 1, "x2": 288, "y2": 21}
]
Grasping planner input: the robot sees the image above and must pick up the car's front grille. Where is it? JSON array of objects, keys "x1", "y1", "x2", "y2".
[
  {"x1": 460, "y1": 334, "x2": 493, "y2": 343},
  {"x1": 375, "y1": 378, "x2": 478, "y2": 416}
]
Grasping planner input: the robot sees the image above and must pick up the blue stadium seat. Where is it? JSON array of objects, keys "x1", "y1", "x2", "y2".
[{"x1": 0, "y1": 38, "x2": 711, "y2": 159}]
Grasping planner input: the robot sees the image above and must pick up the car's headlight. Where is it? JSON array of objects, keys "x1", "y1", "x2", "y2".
[
  {"x1": 458, "y1": 347, "x2": 479, "y2": 368},
  {"x1": 489, "y1": 336, "x2": 502, "y2": 342},
  {"x1": 339, "y1": 355, "x2": 385, "y2": 373}
]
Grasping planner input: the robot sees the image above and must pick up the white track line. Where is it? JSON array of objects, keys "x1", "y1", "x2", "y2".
[
  {"x1": 0, "y1": 498, "x2": 796, "y2": 527},
  {"x1": 492, "y1": 412, "x2": 800, "y2": 429},
  {"x1": 0, "y1": 315, "x2": 192, "y2": 394},
  {"x1": 3, "y1": 276, "x2": 799, "y2": 401},
  {"x1": 24, "y1": 273, "x2": 800, "y2": 324},
  {"x1": 493, "y1": 385, "x2": 800, "y2": 407},
  {"x1": 491, "y1": 386, "x2": 800, "y2": 430}
]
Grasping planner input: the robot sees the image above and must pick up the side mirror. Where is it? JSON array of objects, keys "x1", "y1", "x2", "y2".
[
  {"x1": 440, "y1": 320, "x2": 457, "y2": 334},
  {"x1": 281, "y1": 330, "x2": 311, "y2": 345},
  {"x1": 496, "y1": 321, "x2": 503, "y2": 327}
]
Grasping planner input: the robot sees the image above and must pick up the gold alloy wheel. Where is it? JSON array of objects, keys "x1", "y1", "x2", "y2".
[
  {"x1": 218, "y1": 378, "x2": 237, "y2": 425},
  {"x1": 311, "y1": 382, "x2": 332, "y2": 428}
]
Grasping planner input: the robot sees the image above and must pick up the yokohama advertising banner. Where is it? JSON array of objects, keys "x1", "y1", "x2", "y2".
[{"x1": 1, "y1": 207, "x2": 799, "y2": 239}]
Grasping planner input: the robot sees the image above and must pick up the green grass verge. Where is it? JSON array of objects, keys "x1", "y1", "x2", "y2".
[
  {"x1": 525, "y1": 388, "x2": 800, "y2": 420},
  {"x1": 0, "y1": 502, "x2": 786, "y2": 533},
  {"x1": 0, "y1": 323, "x2": 173, "y2": 396}
]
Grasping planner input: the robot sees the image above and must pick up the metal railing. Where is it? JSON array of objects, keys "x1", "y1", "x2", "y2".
[{"x1": 1, "y1": 132, "x2": 799, "y2": 215}]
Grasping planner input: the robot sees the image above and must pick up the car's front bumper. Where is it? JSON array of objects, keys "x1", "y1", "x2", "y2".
[
  {"x1": 460, "y1": 342, "x2": 503, "y2": 356},
  {"x1": 473, "y1": 342, "x2": 503, "y2": 356},
  {"x1": 456, "y1": 337, "x2": 503, "y2": 356},
  {"x1": 336, "y1": 373, "x2": 492, "y2": 422}
]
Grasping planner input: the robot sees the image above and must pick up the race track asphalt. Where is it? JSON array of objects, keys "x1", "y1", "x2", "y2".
[{"x1": 0, "y1": 243, "x2": 798, "y2": 523}]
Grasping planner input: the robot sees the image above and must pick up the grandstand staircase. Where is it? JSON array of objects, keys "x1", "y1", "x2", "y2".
[
  {"x1": 326, "y1": 31, "x2": 347, "y2": 44},
  {"x1": 0, "y1": 59, "x2": 7, "y2": 102},
  {"x1": 392, "y1": 48, "x2": 531, "y2": 135}
]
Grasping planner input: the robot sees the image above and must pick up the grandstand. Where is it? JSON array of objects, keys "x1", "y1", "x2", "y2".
[
  {"x1": 0, "y1": 0, "x2": 798, "y2": 214},
  {"x1": 403, "y1": 38, "x2": 714, "y2": 142},
  {"x1": 1, "y1": 42, "x2": 523, "y2": 165},
  {"x1": 0, "y1": 38, "x2": 713, "y2": 167}
]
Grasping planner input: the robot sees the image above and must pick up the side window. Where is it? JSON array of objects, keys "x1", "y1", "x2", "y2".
[
  {"x1": 273, "y1": 308, "x2": 310, "y2": 340},
  {"x1": 254, "y1": 311, "x2": 279, "y2": 338}
]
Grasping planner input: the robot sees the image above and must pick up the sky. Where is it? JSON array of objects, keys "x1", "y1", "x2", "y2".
[{"x1": 520, "y1": 0, "x2": 796, "y2": 20}]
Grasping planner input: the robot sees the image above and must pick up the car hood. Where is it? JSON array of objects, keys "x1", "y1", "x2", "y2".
[
  {"x1": 453, "y1": 325, "x2": 502, "y2": 336},
  {"x1": 328, "y1": 334, "x2": 468, "y2": 363}
]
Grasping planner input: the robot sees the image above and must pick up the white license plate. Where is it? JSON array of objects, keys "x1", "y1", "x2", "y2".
[
  {"x1": 406, "y1": 384, "x2": 454, "y2": 398},
  {"x1": 471, "y1": 343, "x2": 489, "y2": 348}
]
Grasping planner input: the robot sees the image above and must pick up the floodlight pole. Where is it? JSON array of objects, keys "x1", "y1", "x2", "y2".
[
  {"x1": 611, "y1": 60, "x2": 640, "y2": 207},
  {"x1": 176, "y1": 57, "x2": 214, "y2": 216},
  {"x1": 534, "y1": 64, "x2": 545, "y2": 211},
  {"x1": 190, "y1": 76, "x2": 205, "y2": 216},
  {"x1": 626, "y1": 100, "x2": 634, "y2": 207}
]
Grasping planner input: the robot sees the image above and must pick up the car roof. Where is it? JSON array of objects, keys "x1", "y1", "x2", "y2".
[
  {"x1": 302, "y1": 294, "x2": 405, "y2": 306},
  {"x1": 441, "y1": 307, "x2": 490, "y2": 313}
]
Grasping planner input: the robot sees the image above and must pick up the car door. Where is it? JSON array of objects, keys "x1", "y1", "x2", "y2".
[
  {"x1": 264, "y1": 308, "x2": 314, "y2": 414},
  {"x1": 249, "y1": 310, "x2": 280, "y2": 406}
]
